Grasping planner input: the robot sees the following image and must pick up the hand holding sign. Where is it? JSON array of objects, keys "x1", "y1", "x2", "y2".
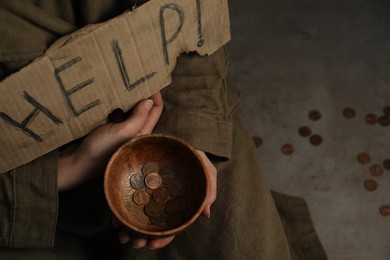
[
  {"x1": 0, "y1": 0, "x2": 230, "y2": 174},
  {"x1": 57, "y1": 92, "x2": 163, "y2": 192}
]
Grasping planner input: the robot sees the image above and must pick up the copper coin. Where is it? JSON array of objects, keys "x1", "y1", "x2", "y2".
[
  {"x1": 142, "y1": 161, "x2": 159, "y2": 176},
  {"x1": 378, "y1": 116, "x2": 390, "y2": 126},
  {"x1": 365, "y1": 113, "x2": 378, "y2": 125},
  {"x1": 145, "y1": 186, "x2": 154, "y2": 195},
  {"x1": 342, "y1": 107, "x2": 356, "y2": 119},
  {"x1": 309, "y1": 135, "x2": 323, "y2": 146},
  {"x1": 379, "y1": 205, "x2": 390, "y2": 217},
  {"x1": 363, "y1": 179, "x2": 378, "y2": 191},
  {"x1": 370, "y1": 164, "x2": 384, "y2": 177},
  {"x1": 144, "y1": 200, "x2": 164, "y2": 218},
  {"x1": 298, "y1": 126, "x2": 311, "y2": 137},
  {"x1": 252, "y1": 136, "x2": 263, "y2": 147},
  {"x1": 130, "y1": 172, "x2": 145, "y2": 190},
  {"x1": 383, "y1": 106, "x2": 390, "y2": 116},
  {"x1": 159, "y1": 168, "x2": 176, "y2": 185},
  {"x1": 152, "y1": 186, "x2": 171, "y2": 203},
  {"x1": 149, "y1": 213, "x2": 167, "y2": 225},
  {"x1": 165, "y1": 198, "x2": 186, "y2": 215},
  {"x1": 281, "y1": 144, "x2": 294, "y2": 155},
  {"x1": 132, "y1": 189, "x2": 150, "y2": 206},
  {"x1": 168, "y1": 181, "x2": 185, "y2": 197},
  {"x1": 308, "y1": 110, "x2": 321, "y2": 121},
  {"x1": 357, "y1": 153, "x2": 371, "y2": 165},
  {"x1": 166, "y1": 214, "x2": 184, "y2": 228},
  {"x1": 383, "y1": 159, "x2": 390, "y2": 170},
  {"x1": 145, "y1": 172, "x2": 162, "y2": 189}
]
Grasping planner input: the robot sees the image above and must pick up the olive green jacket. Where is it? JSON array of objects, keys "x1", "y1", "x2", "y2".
[
  {"x1": 0, "y1": 0, "x2": 237, "y2": 248},
  {"x1": 0, "y1": 2, "x2": 327, "y2": 260}
]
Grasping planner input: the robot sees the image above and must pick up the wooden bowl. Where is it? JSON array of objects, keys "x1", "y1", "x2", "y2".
[{"x1": 104, "y1": 134, "x2": 208, "y2": 238}]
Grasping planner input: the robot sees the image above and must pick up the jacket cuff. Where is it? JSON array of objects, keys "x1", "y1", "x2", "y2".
[
  {"x1": 155, "y1": 110, "x2": 233, "y2": 159},
  {"x1": 0, "y1": 150, "x2": 58, "y2": 248}
]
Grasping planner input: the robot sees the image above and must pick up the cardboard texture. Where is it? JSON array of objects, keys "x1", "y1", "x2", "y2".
[{"x1": 0, "y1": 0, "x2": 230, "y2": 173}]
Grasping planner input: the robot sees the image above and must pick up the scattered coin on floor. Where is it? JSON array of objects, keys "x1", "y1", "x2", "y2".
[
  {"x1": 252, "y1": 136, "x2": 263, "y2": 147},
  {"x1": 383, "y1": 106, "x2": 390, "y2": 116},
  {"x1": 132, "y1": 189, "x2": 150, "y2": 206},
  {"x1": 379, "y1": 204, "x2": 390, "y2": 217},
  {"x1": 363, "y1": 179, "x2": 378, "y2": 191},
  {"x1": 365, "y1": 113, "x2": 378, "y2": 125},
  {"x1": 130, "y1": 172, "x2": 145, "y2": 190},
  {"x1": 383, "y1": 159, "x2": 390, "y2": 171},
  {"x1": 343, "y1": 107, "x2": 356, "y2": 119},
  {"x1": 309, "y1": 135, "x2": 323, "y2": 146},
  {"x1": 378, "y1": 116, "x2": 390, "y2": 126},
  {"x1": 298, "y1": 126, "x2": 311, "y2": 137},
  {"x1": 281, "y1": 143, "x2": 294, "y2": 155},
  {"x1": 370, "y1": 164, "x2": 384, "y2": 177},
  {"x1": 142, "y1": 161, "x2": 159, "y2": 176},
  {"x1": 145, "y1": 172, "x2": 163, "y2": 189},
  {"x1": 308, "y1": 110, "x2": 321, "y2": 121},
  {"x1": 357, "y1": 153, "x2": 371, "y2": 165}
]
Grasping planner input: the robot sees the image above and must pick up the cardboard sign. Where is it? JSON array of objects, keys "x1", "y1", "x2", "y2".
[{"x1": 0, "y1": 0, "x2": 230, "y2": 173}]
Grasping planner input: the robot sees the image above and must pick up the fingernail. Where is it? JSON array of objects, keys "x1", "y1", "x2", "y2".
[
  {"x1": 144, "y1": 99, "x2": 153, "y2": 111},
  {"x1": 131, "y1": 240, "x2": 140, "y2": 249},
  {"x1": 119, "y1": 236, "x2": 129, "y2": 244},
  {"x1": 132, "y1": 239, "x2": 143, "y2": 249},
  {"x1": 118, "y1": 229, "x2": 130, "y2": 244}
]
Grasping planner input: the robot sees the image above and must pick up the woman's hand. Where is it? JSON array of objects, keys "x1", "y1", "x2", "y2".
[
  {"x1": 57, "y1": 90, "x2": 218, "y2": 250},
  {"x1": 57, "y1": 92, "x2": 163, "y2": 192},
  {"x1": 114, "y1": 149, "x2": 218, "y2": 250}
]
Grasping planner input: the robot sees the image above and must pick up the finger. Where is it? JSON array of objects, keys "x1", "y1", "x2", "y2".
[
  {"x1": 138, "y1": 92, "x2": 164, "y2": 135},
  {"x1": 112, "y1": 99, "x2": 154, "y2": 141},
  {"x1": 148, "y1": 236, "x2": 175, "y2": 250},
  {"x1": 119, "y1": 229, "x2": 131, "y2": 244},
  {"x1": 132, "y1": 236, "x2": 148, "y2": 249},
  {"x1": 202, "y1": 168, "x2": 217, "y2": 218},
  {"x1": 196, "y1": 150, "x2": 217, "y2": 218}
]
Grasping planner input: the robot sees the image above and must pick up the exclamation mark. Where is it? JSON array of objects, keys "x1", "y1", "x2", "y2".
[{"x1": 196, "y1": 0, "x2": 204, "y2": 47}]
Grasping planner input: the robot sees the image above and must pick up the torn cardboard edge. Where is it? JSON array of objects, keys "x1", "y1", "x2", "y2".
[{"x1": 0, "y1": 0, "x2": 231, "y2": 173}]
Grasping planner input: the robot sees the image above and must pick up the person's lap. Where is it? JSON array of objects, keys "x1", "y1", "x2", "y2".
[
  {"x1": 120, "y1": 114, "x2": 291, "y2": 259},
  {"x1": 0, "y1": 114, "x2": 292, "y2": 260}
]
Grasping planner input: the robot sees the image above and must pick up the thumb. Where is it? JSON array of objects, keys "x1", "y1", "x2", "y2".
[{"x1": 111, "y1": 99, "x2": 153, "y2": 142}]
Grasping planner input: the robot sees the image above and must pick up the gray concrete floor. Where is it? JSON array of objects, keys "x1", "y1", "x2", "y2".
[{"x1": 227, "y1": 0, "x2": 390, "y2": 259}]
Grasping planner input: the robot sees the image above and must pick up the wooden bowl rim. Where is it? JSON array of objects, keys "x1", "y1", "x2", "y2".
[{"x1": 104, "y1": 133, "x2": 209, "y2": 237}]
